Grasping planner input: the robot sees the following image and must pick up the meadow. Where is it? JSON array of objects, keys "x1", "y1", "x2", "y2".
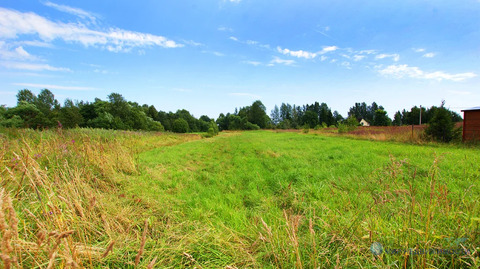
[{"x1": 1, "y1": 128, "x2": 479, "y2": 268}]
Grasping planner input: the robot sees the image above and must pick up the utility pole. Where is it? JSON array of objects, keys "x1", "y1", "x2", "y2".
[{"x1": 419, "y1": 105, "x2": 422, "y2": 125}]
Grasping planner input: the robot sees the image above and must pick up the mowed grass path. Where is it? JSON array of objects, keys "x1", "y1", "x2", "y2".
[{"x1": 126, "y1": 131, "x2": 480, "y2": 268}]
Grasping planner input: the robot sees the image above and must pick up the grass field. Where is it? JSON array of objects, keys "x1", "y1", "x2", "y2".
[{"x1": 1, "y1": 128, "x2": 479, "y2": 268}]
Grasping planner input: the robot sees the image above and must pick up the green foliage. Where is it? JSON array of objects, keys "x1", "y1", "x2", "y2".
[
  {"x1": 338, "y1": 116, "x2": 359, "y2": 133},
  {"x1": 302, "y1": 124, "x2": 310, "y2": 133},
  {"x1": 302, "y1": 110, "x2": 318, "y2": 128},
  {"x1": 0, "y1": 115, "x2": 24, "y2": 128},
  {"x1": 373, "y1": 109, "x2": 392, "y2": 126},
  {"x1": 16, "y1": 89, "x2": 36, "y2": 104},
  {"x1": 172, "y1": 118, "x2": 189, "y2": 133},
  {"x1": 59, "y1": 99, "x2": 84, "y2": 128},
  {"x1": 204, "y1": 120, "x2": 219, "y2": 137},
  {"x1": 425, "y1": 102, "x2": 461, "y2": 143},
  {"x1": 244, "y1": 122, "x2": 260, "y2": 130}
]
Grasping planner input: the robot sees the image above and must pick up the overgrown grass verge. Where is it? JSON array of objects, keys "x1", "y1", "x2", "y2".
[{"x1": 0, "y1": 128, "x2": 200, "y2": 268}]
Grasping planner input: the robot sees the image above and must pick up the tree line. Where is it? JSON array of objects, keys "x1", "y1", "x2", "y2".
[{"x1": 0, "y1": 89, "x2": 462, "y2": 133}]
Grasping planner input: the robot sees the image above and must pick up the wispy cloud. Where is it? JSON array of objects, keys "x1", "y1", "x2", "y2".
[
  {"x1": 0, "y1": 8, "x2": 182, "y2": 52},
  {"x1": 218, "y1": 26, "x2": 233, "y2": 32},
  {"x1": 0, "y1": 42, "x2": 39, "y2": 61},
  {"x1": 422, "y1": 52, "x2": 435, "y2": 58},
  {"x1": 229, "y1": 36, "x2": 239, "y2": 41},
  {"x1": 353, "y1": 55, "x2": 365, "y2": 61},
  {"x1": 202, "y1": 50, "x2": 225, "y2": 57},
  {"x1": 413, "y1": 48, "x2": 425, "y2": 53},
  {"x1": 242, "y1": 60, "x2": 262, "y2": 66},
  {"x1": 13, "y1": 82, "x2": 96, "y2": 91},
  {"x1": 268, "y1": 56, "x2": 295, "y2": 66},
  {"x1": 229, "y1": 92, "x2": 261, "y2": 99},
  {"x1": 276, "y1": 45, "x2": 337, "y2": 60},
  {"x1": 320, "y1": 46, "x2": 338, "y2": 54},
  {"x1": 277, "y1": 47, "x2": 316, "y2": 59},
  {"x1": 378, "y1": 64, "x2": 477, "y2": 82},
  {"x1": 1, "y1": 61, "x2": 70, "y2": 72},
  {"x1": 375, "y1": 53, "x2": 400, "y2": 62},
  {"x1": 43, "y1": 1, "x2": 98, "y2": 23}
]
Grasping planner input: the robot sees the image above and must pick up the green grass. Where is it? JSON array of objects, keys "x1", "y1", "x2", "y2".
[
  {"x1": 124, "y1": 131, "x2": 480, "y2": 268},
  {"x1": 2, "y1": 129, "x2": 479, "y2": 268}
]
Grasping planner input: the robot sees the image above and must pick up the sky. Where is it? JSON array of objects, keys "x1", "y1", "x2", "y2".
[{"x1": 0, "y1": 0, "x2": 479, "y2": 118}]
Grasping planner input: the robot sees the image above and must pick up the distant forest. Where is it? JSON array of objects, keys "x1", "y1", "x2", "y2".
[{"x1": 0, "y1": 89, "x2": 463, "y2": 133}]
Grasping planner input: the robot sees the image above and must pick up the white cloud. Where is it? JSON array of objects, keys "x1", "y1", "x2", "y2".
[
  {"x1": 277, "y1": 47, "x2": 317, "y2": 59},
  {"x1": 1, "y1": 61, "x2": 70, "y2": 72},
  {"x1": 0, "y1": 42, "x2": 38, "y2": 61},
  {"x1": 0, "y1": 8, "x2": 182, "y2": 52},
  {"x1": 320, "y1": 56, "x2": 328, "y2": 61},
  {"x1": 375, "y1": 53, "x2": 400, "y2": 62},
  {"x1": 358, "y1": 49, "x2": 377, "y2": 55},
  {"x1": 378, "y1": 64, "x2": 477, "y2": 82},
  {"x1": 16, "y1": 40, "x2": 53, "y2": 48},
  {"x1": 43, "y1": 1, "x2": 98, "y2": 23},
  {"x1": 422, "y1": 52, "x2": 435, "y2": 58},
  {"x1": 229, "y1": 92, "x2": 261, "y2": 99},
  {"x1": 242, "y1": 60, "x2": 262, "y2": 66},
  {"x1": 353, "y1": 55, "x2": 365, "y2": 61},
  {"x1": 229, "y1": 36, "x2": 238, "y2": 41},
  {"x1": 268, "y1": 56, "x2": 295, "y2": 66},
  {"x1": 218, "y1": 26, "x2": 233, "y2": 32},
  {"x1": 12, "y1": 82, "x2": 97, "y2": 91},
  {"x1": 341, "y1": 61, "x2": 352, "y2": 69},
  {"x1": 413, "y1": 48, "x2": 425, "y2": 53},
  {"x1": 319, "y1": 46, "x2": 338, "y2": 54}
]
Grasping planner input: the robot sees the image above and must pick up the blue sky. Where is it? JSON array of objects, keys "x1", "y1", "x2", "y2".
[{"x1": 0, "y1": 0, "x2": 479, "y2": 118}]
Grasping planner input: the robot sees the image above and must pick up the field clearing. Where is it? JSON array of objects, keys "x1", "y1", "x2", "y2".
[{"x1": 1, "y1": 129, "x2": 479, "y2": 268}]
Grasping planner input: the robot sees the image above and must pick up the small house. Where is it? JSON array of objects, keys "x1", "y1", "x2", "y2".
[
  {"x1": 359, "y1": 119, "x2": 370, "y2": 127},
  {"x1": 461, "y1": 107, "x2": 480, "y2": 141}
]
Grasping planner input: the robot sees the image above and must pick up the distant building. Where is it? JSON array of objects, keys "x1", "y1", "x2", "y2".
[
  {"x1": 461, "y1": 107, "x2": 480, "y2": 141},
  {"x1": 360, "y1": 119, "x2": 370, "y2": 127}
]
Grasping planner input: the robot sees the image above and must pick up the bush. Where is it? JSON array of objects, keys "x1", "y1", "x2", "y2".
[
  {"x1": 338, "y1": 116, "x2": 358, "y2": 133},
  {"x1": 245, "y1": 122, "x2": 260, "y2": 130},
  {"x1": 172, "y1": 118, "x2": 189, "y2": 133},
  {"x1": 302, "y1": 124, "x2": 310, "y2": 133}
]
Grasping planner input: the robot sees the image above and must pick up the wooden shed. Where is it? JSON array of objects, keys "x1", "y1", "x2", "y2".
[{"x1": 461, "y1": 107, "x2": 480, "y2": 141}]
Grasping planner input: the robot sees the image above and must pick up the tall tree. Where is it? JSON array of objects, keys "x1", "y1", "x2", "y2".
[
  {"x1": 270, "y1": 105, "x2": 281, "y2": 126},
  {"x1": 16, "y1": 89, "x2": 36, "y2": 105}
]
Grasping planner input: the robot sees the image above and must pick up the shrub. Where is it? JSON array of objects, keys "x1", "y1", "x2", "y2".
[
  {"x1": 338, "y1": 116, "x2": 358, "y2": 133},
  {"x1": 245, "y1": 122, "x2": 260, "y2": 130},
  {"x1": 172, "y1": 118, "x2": 189, "y2": 133},
  {"x1": 302, "y1": 124, "x2": 310, "y2": 133}
]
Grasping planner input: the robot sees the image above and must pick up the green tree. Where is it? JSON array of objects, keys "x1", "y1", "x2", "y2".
[
  {"x1": 425, "y1": 101, "x2": 460, "y2": 143},
  {"x1": 59, "y1": 99, "x2": 84, "y2": 128},
  {"x1": 303, "y1": 110, "x2": 318, "y2": 128},
  {"x1": 172, "y1": 118, "x2": 189, "y2": 133},
  {"x1": 16, "y1": 89, "x2": 36, "y2": 104},
  {"x1": 393, "y1": 111, "x2": 402, "y2": 126},
  {"x1": 270, "y1": 105, "x2": 281, "y2": 126},
  {"x1": 248, "y1": 100, "x2": 269, "y2": 128},
  {"x1": 373, "y1": 109, "x2": 391, "y2": 126}
]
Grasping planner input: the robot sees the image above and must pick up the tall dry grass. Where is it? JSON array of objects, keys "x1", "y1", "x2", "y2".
[{"x1": 0, "y1": 128, "x2": 200, "y2": 268}]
